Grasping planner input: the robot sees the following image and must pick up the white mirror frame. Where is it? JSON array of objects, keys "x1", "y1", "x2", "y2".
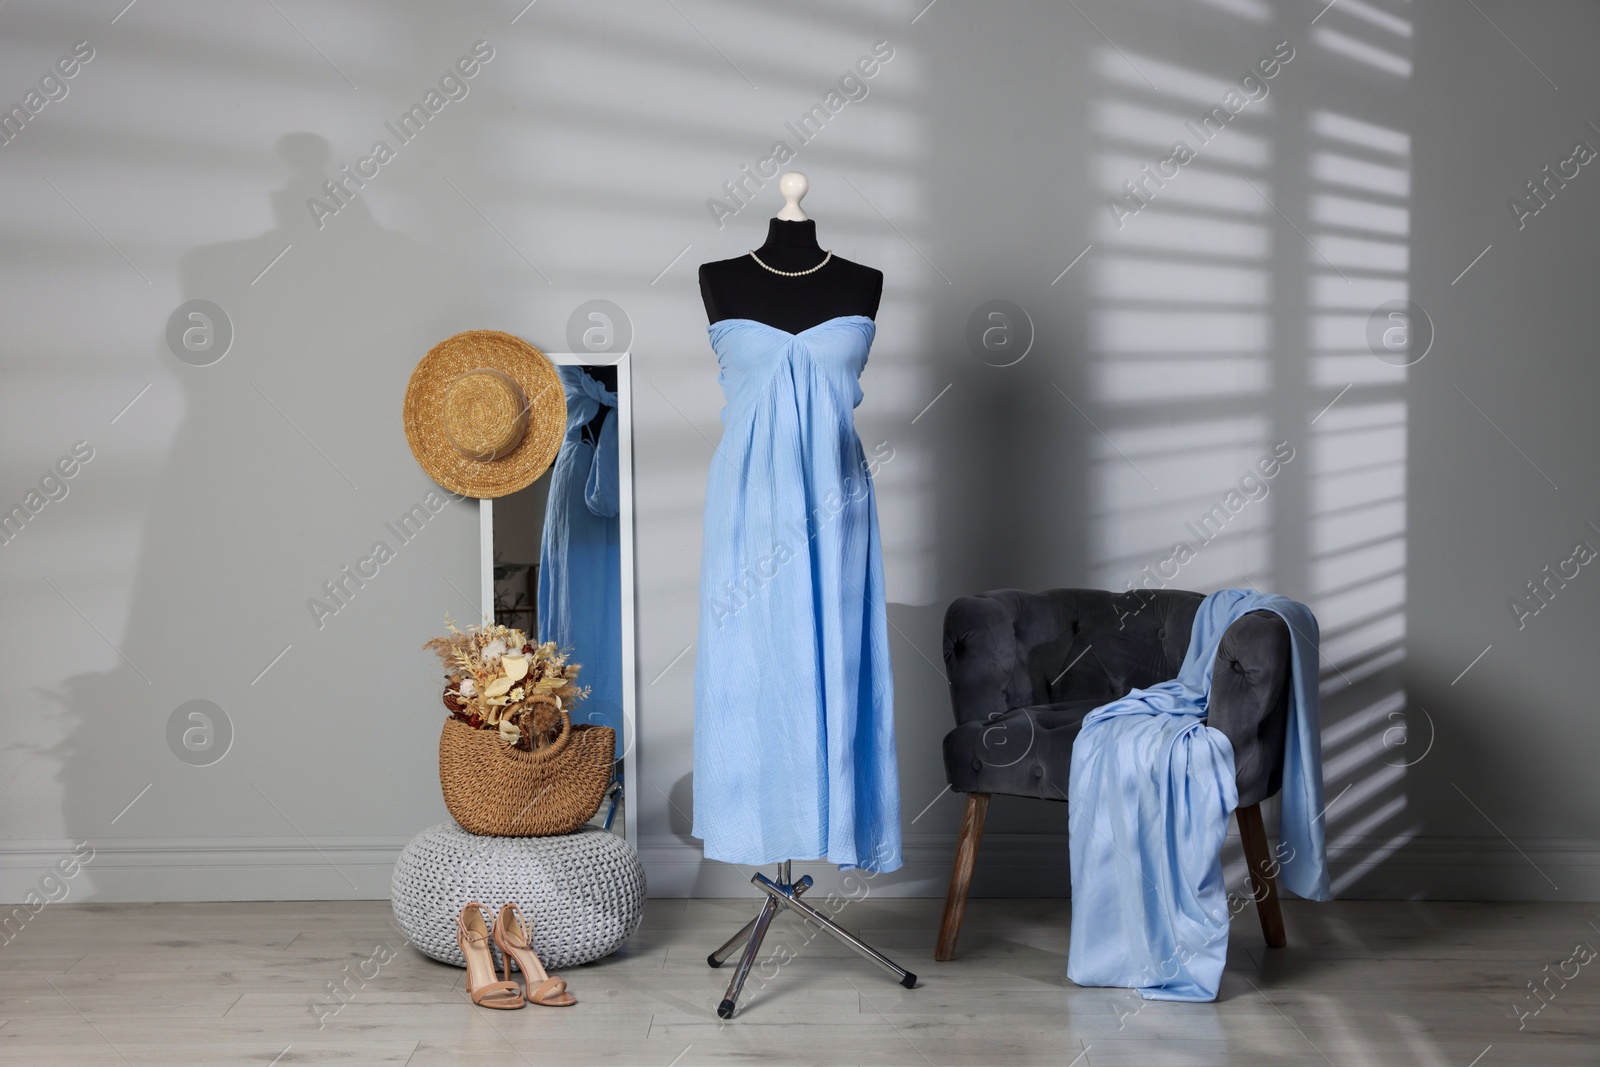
[{"x1": 477, "y1": 352, "x2": 636, "y2": 845}]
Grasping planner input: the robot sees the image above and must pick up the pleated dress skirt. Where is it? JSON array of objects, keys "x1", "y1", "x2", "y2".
[{"x1": 691, "y1": 314, "x2": 902, "y2": 872}]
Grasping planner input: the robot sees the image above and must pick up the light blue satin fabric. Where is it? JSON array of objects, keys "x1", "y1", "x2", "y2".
[
  {"x1": 1067, "y1": 589, "x2": 1330, "y2": 1001},
  {"x1": 538, "y1": 366, "x2": 621, "y2": 754},
  {"x1": 692, "y1": 315, "x2": 901, "y2": 872}
]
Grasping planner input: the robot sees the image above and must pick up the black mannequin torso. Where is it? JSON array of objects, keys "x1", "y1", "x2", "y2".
[{"x1": 699, "y1": 219, "x2": 883, "y2": 334}]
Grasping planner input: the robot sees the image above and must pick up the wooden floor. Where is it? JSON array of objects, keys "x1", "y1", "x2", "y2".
[{"x1": 3, "y1": 896, "x2": 1597, "y2": 1065}]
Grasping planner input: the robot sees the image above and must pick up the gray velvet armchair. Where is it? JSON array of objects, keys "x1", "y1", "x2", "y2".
[{"x1": 935, "y1": 587, "x2": 1294, "y2": 961}]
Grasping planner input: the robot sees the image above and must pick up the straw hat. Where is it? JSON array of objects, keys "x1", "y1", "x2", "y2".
[{"x1": 403, "y1": 330, "x2": 566, "y2": 499}]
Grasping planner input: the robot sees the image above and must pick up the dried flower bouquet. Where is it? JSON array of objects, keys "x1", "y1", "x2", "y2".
[{"x1": 424, "y1": 617, "x2": 587, "y2": 751}]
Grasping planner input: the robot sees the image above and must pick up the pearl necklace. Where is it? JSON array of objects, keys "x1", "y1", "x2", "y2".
[{"x1": 748, "y1": 249, "x2": 833, "y2": 276}]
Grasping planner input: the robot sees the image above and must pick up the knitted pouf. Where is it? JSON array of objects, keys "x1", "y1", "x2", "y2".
[{"x1": 391, "y1": 821, "x2": 646, "y2": 970}]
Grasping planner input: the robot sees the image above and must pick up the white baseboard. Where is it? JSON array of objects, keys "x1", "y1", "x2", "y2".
[
  {"x1": 634, "y1": 833, "x2": 1069, "y2": 900},
  {"x1": 2, "y1": 833, "x2": 1596, "y2": 904},
  {"x1": 0, "y1": 836, "x2": 405, "y2": 904},
  {"x1": 639, "y1": 833, "x2": 1600, "y2": 902}
]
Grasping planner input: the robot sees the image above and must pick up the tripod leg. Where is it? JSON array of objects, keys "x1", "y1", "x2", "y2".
[
  {"x1": 708, "y1": 915, "x2": 760, "y2": 968},
  {"x1": 708, "y1": 878, "x2": 809, "y2": 967},
  {"x1": 753, "y1": 876, "x2": 917, "y2": 989},
  {"x1": 718, "y1": 895, "x2": 779, "y2": 1019}
]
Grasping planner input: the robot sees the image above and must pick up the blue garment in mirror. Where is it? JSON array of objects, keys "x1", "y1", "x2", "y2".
[{"x1": 538, "y1": 366, "x2": 622, "y2": 756}]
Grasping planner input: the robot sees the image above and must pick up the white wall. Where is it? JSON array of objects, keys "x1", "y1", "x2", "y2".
[{"x1": 2, "y1": 0, "x2": 1596, "y2": 904}]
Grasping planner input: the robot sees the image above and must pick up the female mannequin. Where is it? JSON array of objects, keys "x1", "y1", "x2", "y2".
[{"x1": 691, "y1": 171, "x2": 911, "y2": 1017}]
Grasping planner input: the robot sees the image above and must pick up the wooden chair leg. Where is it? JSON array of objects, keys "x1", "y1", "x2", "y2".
[
  {"x1": 1236, "y1": 802, "x2": 1287, "y2": 948},
  {"x1": 934, "y1": 792, "x2": 989, "y2": 962}
]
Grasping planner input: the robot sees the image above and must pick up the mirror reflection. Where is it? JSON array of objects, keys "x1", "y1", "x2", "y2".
[{"x1": 491, "y1": 362, "x2": 627, "y2": 836}]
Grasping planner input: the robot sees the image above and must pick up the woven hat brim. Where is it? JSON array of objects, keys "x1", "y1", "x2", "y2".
[{"x1": 403, "y1": 330, "x2": 566, "y2": 499}]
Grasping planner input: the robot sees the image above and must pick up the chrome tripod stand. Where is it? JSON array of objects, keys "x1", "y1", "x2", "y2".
[{"x1": 705, "y1": 860, "x2": 917, "y2": 1019}]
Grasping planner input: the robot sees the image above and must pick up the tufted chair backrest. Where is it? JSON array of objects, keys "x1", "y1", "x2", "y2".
[{"x1": 941, "y1": 588, "x2": 1205, "y2": 726}]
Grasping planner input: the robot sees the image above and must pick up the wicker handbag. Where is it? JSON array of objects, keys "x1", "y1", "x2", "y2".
[{"x1": 438, "y1": 711, "x2": 615, "y2": 837}]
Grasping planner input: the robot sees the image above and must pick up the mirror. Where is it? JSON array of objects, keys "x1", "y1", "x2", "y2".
[{"x1": 479, "y1": 353, "x2": 635, "y2": 844}]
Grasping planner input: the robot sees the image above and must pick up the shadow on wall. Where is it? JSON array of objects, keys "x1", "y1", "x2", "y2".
[
  {"x1": 1076, "y1": 4, "x2": 1423, "y2": 899},
  {"x1": 894, "y1": 0, "x2": 1428, "y2": 902},
  {"x1": 40, "y1": 131, "x2": 471, "y2": 896}
]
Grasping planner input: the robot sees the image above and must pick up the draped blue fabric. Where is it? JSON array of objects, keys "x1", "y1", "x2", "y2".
[
  {"x1": 538, "y1": 366, "x2": 622, "y2": 755},
  {"x1": 1067, "y1": 589, "x2": 1330, "y2": 1001},
  {"x1": 692, "y1": 315, "x2": 901, "y2": 873}
]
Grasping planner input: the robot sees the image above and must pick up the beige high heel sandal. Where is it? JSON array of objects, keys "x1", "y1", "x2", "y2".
[
  {"x1": 494, "y1": 902, "x2": 577, "y2": 1007},
  {"x1": 457, "y1": 903, "x2": 526, "y2": 1010}
]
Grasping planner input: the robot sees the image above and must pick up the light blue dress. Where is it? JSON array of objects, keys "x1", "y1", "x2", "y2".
[
  {"x1": 538, "y1": 366, "x2": 622, "y2": 755},
  {"x1": 692, "y1": 315, "x2": 901, "y2": 873},
  {"x1": 1067, "y1": 589, "x2": 1330, "y2": 1001}
]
